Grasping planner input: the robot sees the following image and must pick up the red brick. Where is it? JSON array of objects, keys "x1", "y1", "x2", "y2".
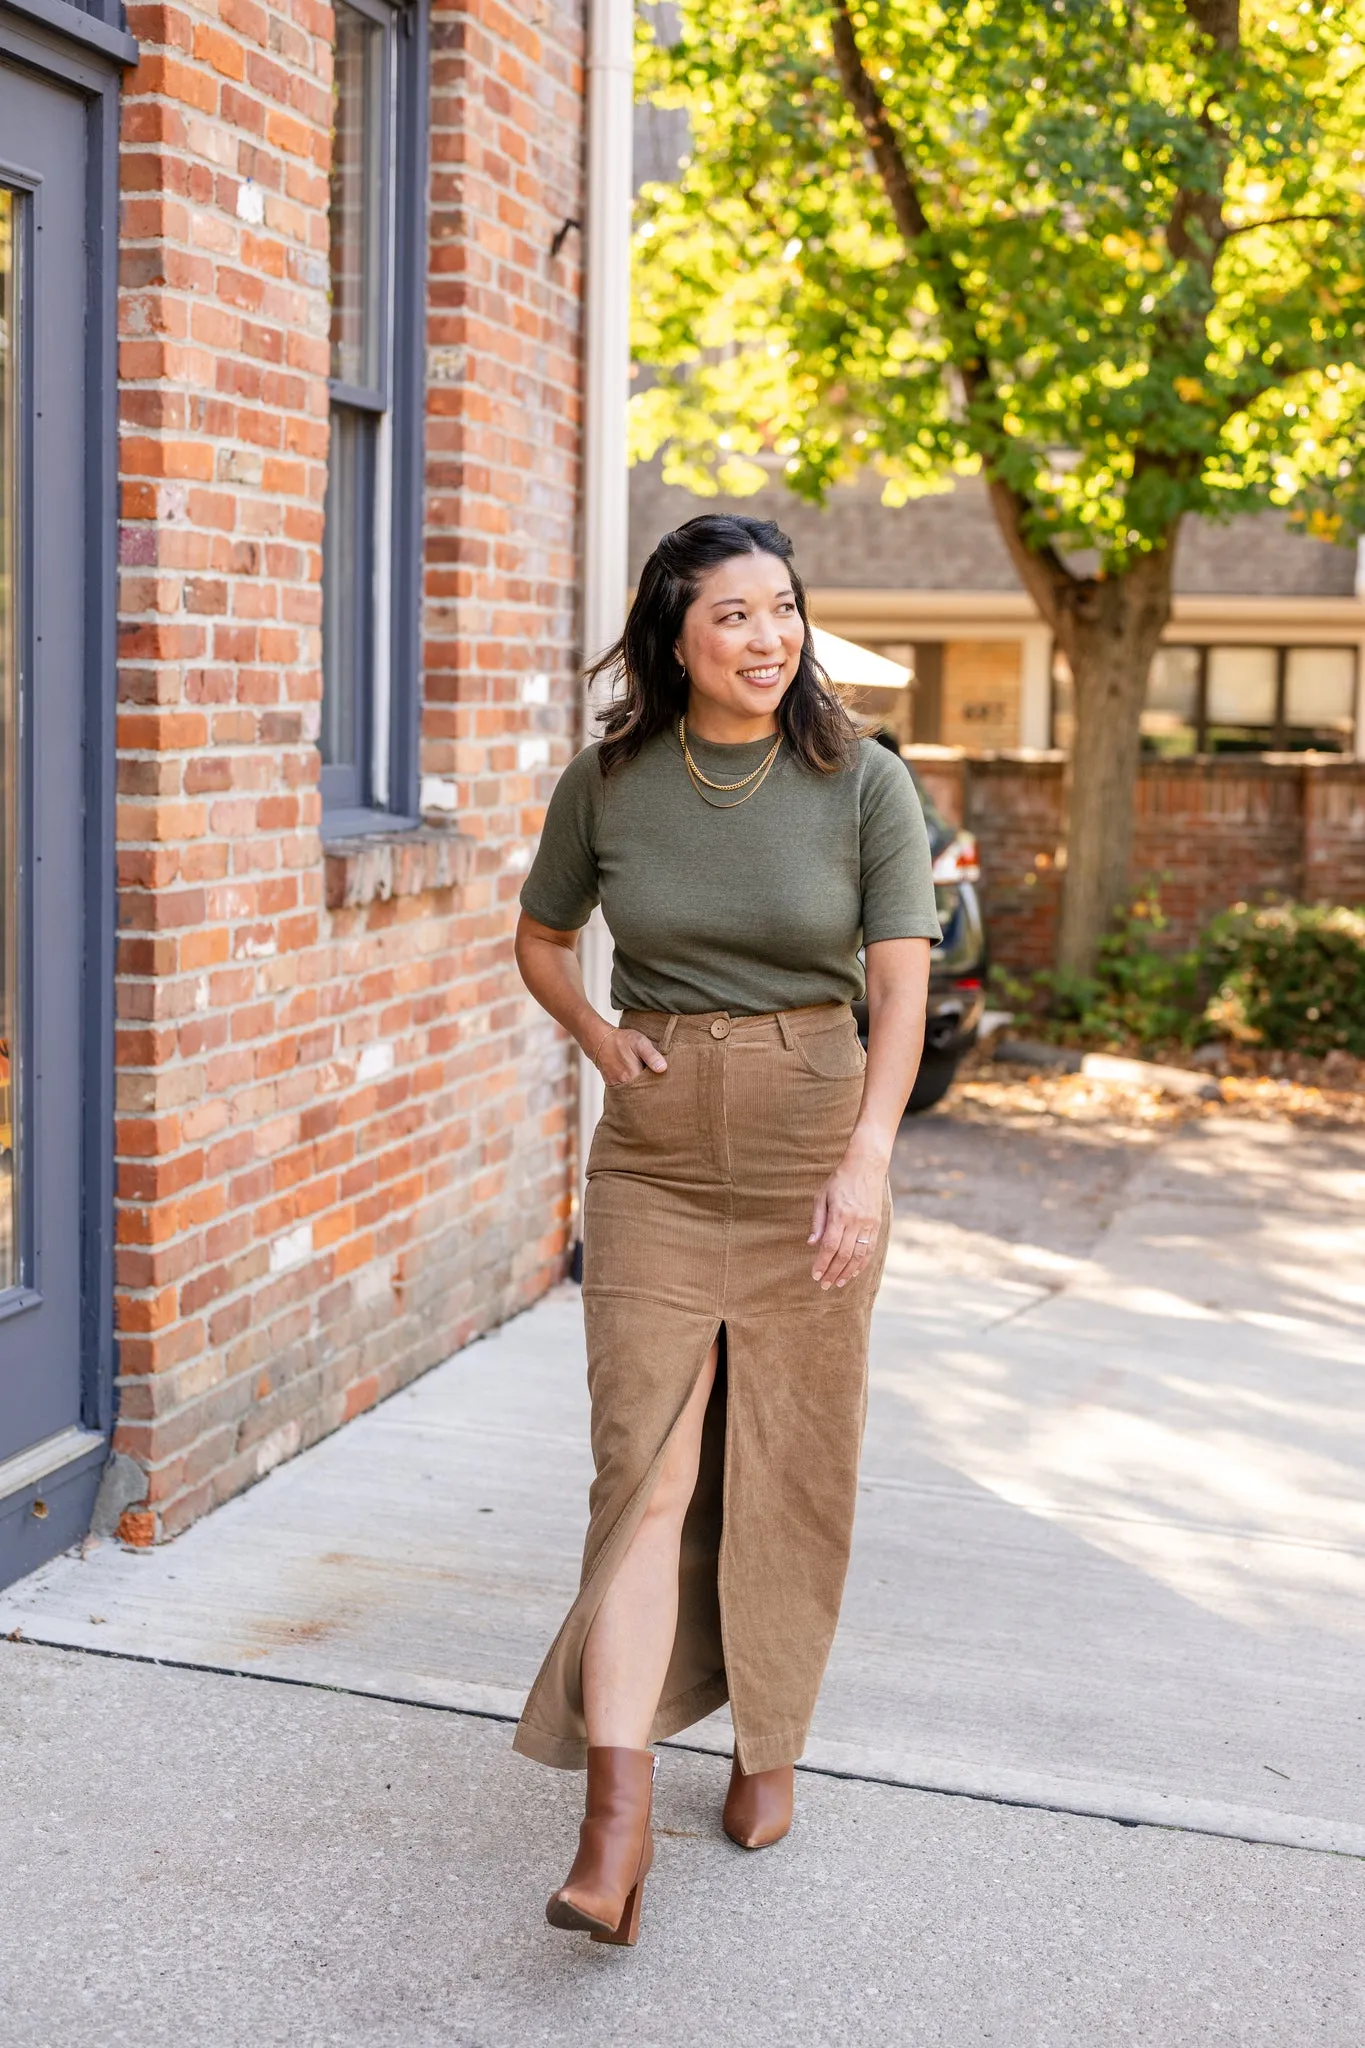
[
  {"x1": 117, "y1": 1508, "x2": 159, "y2": 1546},
  {"x1": 112, "y1": 0, "x2": 584, "y2": 1543},
  {"x1": 935, "y1": 752, "x2": 1365, "y2": 973}
]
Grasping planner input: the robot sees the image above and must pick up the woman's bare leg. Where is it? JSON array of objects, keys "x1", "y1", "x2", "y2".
[{"x1": 581, "y1": 1339, "x2": 720, "y2": 1750}]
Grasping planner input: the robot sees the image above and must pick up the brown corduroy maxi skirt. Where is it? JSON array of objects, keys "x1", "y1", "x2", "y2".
[{"x1": 512, "y1": 1001, "x2": 890, "y2": 1776}]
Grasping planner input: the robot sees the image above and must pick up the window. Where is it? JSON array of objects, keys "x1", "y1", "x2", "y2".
[
  {"x1": 1284, "y1": 647, "x2": 1357, "y2": 749},
  {"x1": 321, "y1": 0, "x2": 426, "y2": 825},
  {"x1": 1141, "y1": 647, "x2": 1200, "y2": 757},
  {"x1": 1206, "y1": 646, "x2": 1278, "y2": 751},
  {"x1": 1141, "y1": 645, "x2": 1358, "y2": 756}
]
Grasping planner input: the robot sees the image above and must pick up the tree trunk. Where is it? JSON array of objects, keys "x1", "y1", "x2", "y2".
[
  {"x1": 824, "y1": 8, "x2": 1197, "y2": 977},
  {"x1": 1052, "y1": 548, "x2": 1175, "y2": 978}
]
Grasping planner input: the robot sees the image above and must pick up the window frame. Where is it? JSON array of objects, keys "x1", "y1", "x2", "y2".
[
  {"x1": 1, "y1": 170, "x2": 38, "y2": 1304},
  {"x1": 1142, "y1": 642, "x2": 1359, "y2": 757},
  {"x1": 321, "y1": 0, "x2": 428, "y2": 835}
]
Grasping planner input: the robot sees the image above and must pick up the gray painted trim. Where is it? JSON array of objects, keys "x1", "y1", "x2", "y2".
[
  {"x1": 321, "y1": 805, "x2": 420, "y2": 840},
  {"x1": 0, "y1": 30, "x2": 120, "y2": 1470},
  {"x1": 320, "y1": 0, "x2": 429, "y2": 829},
  {"x1": 80, "y1": 62, "x2": 119, "y2": 1441},
  {"x1": 328, "y1": 377, "x2": 386, "y2": 414},
  {"x1": 0, "y1": 0, "x2": 136, "y2": 65},
  {"x1": 386, "y1": 0, "x2": 429, "y2": 825},
  {"x1": 8, "y1": 159, "x2": 39, "y2": 1304},
  {"x1": 0, "y1": 1425, "x2": 104, "y2": 1503}
]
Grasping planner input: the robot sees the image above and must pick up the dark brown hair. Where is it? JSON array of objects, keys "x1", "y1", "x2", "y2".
[{"x1": 590, "y1": 514, "x2": 857, "y2": 776}]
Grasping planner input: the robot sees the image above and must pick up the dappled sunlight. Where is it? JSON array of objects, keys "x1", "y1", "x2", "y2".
[
  {"x1": 1008, "y1": 1243, "x2": 1083, "y2": 1278},
  {"x1": 869, "y1": 1332, "x2": 1365, "y2": 1636},
  {"x1": 1011, "y1": 1408, "x2": 1365, "y2": 1543},
  {"x1": 1068, "y1": 1280, "x2": 1224, "y2": 1323},
  {"x1": 1069, "y1": 1224, "x2": 1365, "y2": 1339},
  {"x1": 828, "y1": 1111, "x2": 1365, "y2": 1824},
  {"x1": 982, "y1": 1484, "x2": 1365, "y2": 1641},
  {"x1": 1268, "y1": 1226, "x2": 1365, "y2": 1311},
  {"x1": 872, "y1": 1117, "x2": 1365, "y2": 1639},
  {"x1": 873, "y1": 1350, "x2": 1023, "y2": 1432},
  {"x1": 1234, "y1": 1308, "x2": 1353, "y2": 1342}
]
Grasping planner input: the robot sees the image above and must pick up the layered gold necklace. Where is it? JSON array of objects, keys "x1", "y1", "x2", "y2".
[{"x1": 679, "y1": 715, "x2": 783, "y2": 810}]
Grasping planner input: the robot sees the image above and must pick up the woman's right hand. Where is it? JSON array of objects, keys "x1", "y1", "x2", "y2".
[{"x1": 589, "y1": 1026, "x2": 668, "y2": 1088}]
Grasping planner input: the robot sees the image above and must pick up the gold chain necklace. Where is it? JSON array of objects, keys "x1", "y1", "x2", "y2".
[{"x1": 679, "y1": 716, "x2": 783, "y2": 809}]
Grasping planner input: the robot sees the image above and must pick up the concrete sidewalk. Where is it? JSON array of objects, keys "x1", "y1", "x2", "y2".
[
  {"x1": 3, "y1": 1110, "x2": 1364, "y2": 2041},
  {"x1": 4, "y1": 1641, "x2": 1361, "y2": 2048},
  {"x1": 6, "y1": 1117, "x2": 1364, "y2": 1852}
]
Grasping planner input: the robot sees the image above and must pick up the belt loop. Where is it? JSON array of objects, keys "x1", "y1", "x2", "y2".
[
  {"x1": 775, "y1": 1010, "x2": 797, "y2": 1051},
  {"x1": 661, "y1": 1013, "x2": 681, "y2": 1053}
]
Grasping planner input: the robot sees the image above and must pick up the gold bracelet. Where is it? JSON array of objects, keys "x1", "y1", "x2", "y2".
[{"x1": 590, "y1": 1025, "x2": 613, "y2": 1069}]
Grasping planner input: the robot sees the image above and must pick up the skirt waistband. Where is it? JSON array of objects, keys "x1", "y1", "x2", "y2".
[{"x1": 619, "y1": 1002, "x2": 852, "y2": 1053}]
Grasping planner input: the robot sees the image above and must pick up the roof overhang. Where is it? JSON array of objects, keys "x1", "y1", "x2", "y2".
[{"x1": 809, "y1": 588, "x2": 1365, "y2": 644}]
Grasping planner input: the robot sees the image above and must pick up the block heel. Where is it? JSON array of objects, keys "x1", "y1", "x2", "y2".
[{"x1": 591, "y1": 1875, "x2": 644, "y2": 1946}]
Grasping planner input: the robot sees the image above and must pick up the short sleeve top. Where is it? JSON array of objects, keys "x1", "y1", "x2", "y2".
[{"x1": 520, "y1": 728, "x2": 941, "y2": 1015}]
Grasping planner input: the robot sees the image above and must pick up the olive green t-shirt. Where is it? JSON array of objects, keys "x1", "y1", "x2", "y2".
[{"x1": 520, "y1": 728, "x2": 941, "y2": 1015}]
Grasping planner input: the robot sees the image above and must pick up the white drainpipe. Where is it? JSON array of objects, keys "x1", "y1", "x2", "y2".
[{"x1": 575, "y1": 0, "x2": 634, "y2": 1254}]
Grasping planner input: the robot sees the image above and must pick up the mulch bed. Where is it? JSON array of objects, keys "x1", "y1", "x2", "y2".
[{"x1": 951, "y1": 1042, "x2": 1365, "y2": 1130}]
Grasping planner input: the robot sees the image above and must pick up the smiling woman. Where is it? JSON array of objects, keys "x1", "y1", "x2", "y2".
[
  {"x1": 510, "y1": 514, "x2": 941, "y2": 1946},
  {"x1": 593, "y1": 516, "x2": 855, "y2": 777}
]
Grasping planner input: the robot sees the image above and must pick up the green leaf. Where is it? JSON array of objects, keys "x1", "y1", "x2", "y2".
[{"x1": 632, "y1": 0, "x2": 1365, "y2": 567}]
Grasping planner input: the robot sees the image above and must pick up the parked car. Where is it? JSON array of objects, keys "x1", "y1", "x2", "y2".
[{"x1": 853, "y1": 743, "x2": 987, "y2": 1114}]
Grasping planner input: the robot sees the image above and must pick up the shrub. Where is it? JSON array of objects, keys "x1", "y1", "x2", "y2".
[
  {"x1": 1200, "y1": 902, "x2": 1365, "y2": 1056},
  {"x1": 991, "y1": 886, "x2": 1201, "y2": 1050},
  {"x1": 992, "y1": 891, "x2": 1365, "y2": 1057}
]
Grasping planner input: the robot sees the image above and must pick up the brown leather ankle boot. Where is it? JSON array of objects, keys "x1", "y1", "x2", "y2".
[
  {"x1": 546, "y1": 1747, "x2": 656, "y2": 1945},
  {"x1": 723, "y1": 1753, "x2": 794, "y2": 1850}
]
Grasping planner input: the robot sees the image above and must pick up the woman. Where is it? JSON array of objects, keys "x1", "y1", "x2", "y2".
[{"x1": 512, "y1": 514, "x2": 938, "y2": 1945}]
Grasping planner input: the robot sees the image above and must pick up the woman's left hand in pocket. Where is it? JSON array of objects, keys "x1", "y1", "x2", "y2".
[{"x1": 808, "y1": 1141, "x2": 887, "y2": 1290}]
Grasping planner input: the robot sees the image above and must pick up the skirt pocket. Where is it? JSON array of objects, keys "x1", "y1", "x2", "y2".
[
  {"x1": 792, "y1": 1018, "x2": 867, "y2": 1080},
  {"x1": 587, "y1": 1050, "x2": 682, "y2": 1180}
]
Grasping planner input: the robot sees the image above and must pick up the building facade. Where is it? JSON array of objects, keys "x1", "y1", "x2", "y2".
[
  {"x1": 0, "y1": 0, "x2": 586, "y2": 1586},
  {"x1": 629, "y1": 468, "x2": 1365, "y2": 975},
  {"x1": 631, "y1": 468, "x2": 1365, "y2": 763}
]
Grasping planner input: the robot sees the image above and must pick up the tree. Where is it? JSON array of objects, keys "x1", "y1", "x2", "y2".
[{"x1": 631, "y1": 0, "x2": 1365, "y2": 973}]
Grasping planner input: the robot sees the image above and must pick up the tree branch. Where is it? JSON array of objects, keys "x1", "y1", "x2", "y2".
[
  {"x1": 1219, "y1": 211, "x2": 1346, "y2": 240},
  {"x1": 982, "y1": 478, "x2": 1084, "y2": 631},
  {"x1": 1163, "y1": 5, "x2": 1239, "y2": 270},
  {"x1": 828, "y1": 5, "x2": 931, "y2": 246},
  {"x1": 827, "y1": 0, "x2": 1077, "y2": 616}
]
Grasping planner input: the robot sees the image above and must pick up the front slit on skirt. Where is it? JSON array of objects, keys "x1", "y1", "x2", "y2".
[{"x1": 511, "y1": 1004, "x2": 889, "y2": 1775}]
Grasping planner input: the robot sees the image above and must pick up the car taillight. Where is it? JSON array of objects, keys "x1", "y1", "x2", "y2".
[{"x1": 931, "y1": 831, "x2": 980, "y2": 883}]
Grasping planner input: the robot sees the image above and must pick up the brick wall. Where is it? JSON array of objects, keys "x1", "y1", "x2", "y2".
[
  {"x1": 907, "y1": 750, "x2": 1365, "y2": 973},
  {"x1": 113, "y1": 0, "x2": 584, "y2": 1542},
  {"x1": 1304, "y1": 764, "x2": 1365, "y2": 910}
]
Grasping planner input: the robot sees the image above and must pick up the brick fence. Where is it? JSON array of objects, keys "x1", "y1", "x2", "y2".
[
  {"x1": 908, "y1": 750, "x2": 1365, "y2": 973},
  {"x1": 113, "y1": 0, "x2": 584, "y2": 1541}
]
